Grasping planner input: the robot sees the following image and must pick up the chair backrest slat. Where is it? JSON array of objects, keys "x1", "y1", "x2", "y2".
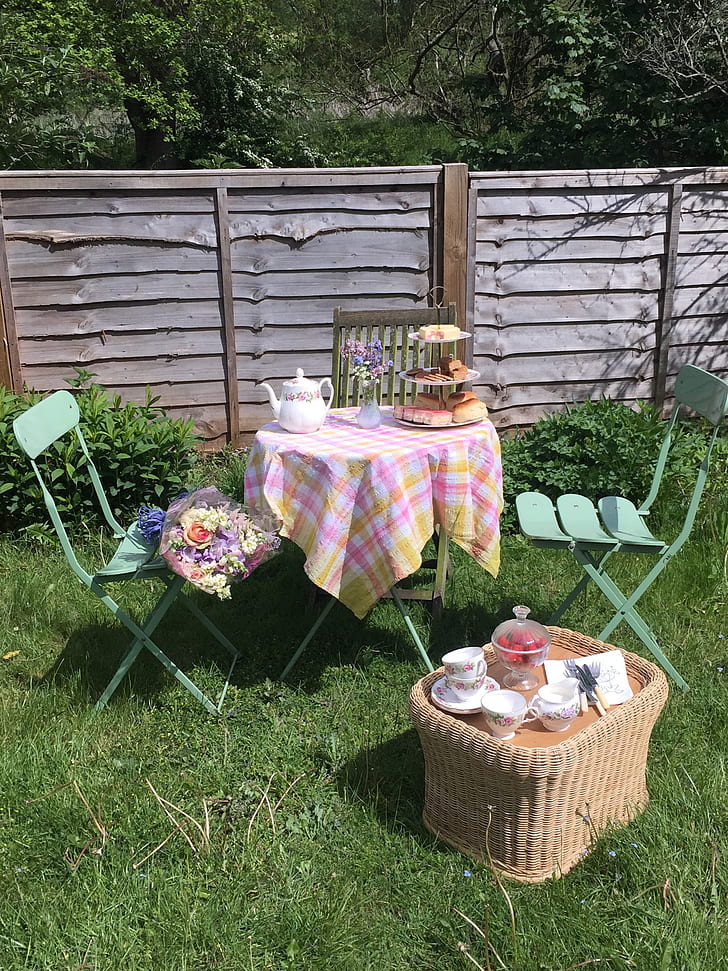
[
  {"x1": 674, "y1": 363, "x2": 728, "y2": 425},
  {"x1": 332, "y1": 304, "x2": 459, "y2": 408},
  {"x1": 13, "y1": 389, "x2": 79, "y2": 458},
  {"x1": 640, "y1": 364, "x2": 728, "y2": 517}
]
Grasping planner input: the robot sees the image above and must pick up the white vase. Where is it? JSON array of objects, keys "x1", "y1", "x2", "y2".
[{"x1": 356, "y1": 381, "x2": 382, "y2": 429}]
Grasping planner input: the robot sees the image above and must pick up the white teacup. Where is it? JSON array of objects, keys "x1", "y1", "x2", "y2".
[
  {"x1": 442, "y1": 646, "x2": 487, "y2": 681},
  {"x1": 447, "y1": 672, "x2": 488, "y2": 702},
  {"x1": 529, "y1": 678, "x2": 581, "y2": 732},
  {"x1": 480, "y1": 689, "x2": 536, "y2": 740}
]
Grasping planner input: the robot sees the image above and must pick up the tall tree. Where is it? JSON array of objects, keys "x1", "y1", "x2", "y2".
[{"x1": 0, "y1": 0, "x2": 304, "y2": 168}]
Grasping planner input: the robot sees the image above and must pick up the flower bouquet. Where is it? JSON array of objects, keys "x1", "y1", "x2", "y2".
[
  {"x1": 138, "y1": 487, "x2": 281, "y2": 599},
  {"x1": 340, "y1": 337, "x2": 394, "y2": 428},
  {"x1": 340, "y1": 336, "x2": 393, "y2": 396}
]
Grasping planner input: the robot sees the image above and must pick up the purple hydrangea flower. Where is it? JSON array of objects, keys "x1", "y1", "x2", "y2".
[{"x1": 137, "y1": 505, "x2": 166, "y2": 545}]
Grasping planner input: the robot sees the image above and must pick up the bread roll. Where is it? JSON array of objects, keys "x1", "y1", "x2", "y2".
[
  {"x1": 452, "y1": 398, "x2": 488, "y2": 423},
  {"x1": 414, "y1": 392, "x2": 442, "y2": 411},
  {"x1": 446, "y1": 390, "x2": 477, "y2": 412}
]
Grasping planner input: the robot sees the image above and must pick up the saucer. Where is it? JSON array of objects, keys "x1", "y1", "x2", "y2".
[{"x1": 430, "y1": 675, "x2": 500, "y2": 714}]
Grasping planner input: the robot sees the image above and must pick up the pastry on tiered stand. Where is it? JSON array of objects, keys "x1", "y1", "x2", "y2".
[{"x1": 395, "y1": 324, "x2": 486, "y2": 426}]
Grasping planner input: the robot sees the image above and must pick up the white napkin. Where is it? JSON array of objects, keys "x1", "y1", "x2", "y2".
[{"x1": 543, "y1": 650, "x2": 633, "y2": 705}]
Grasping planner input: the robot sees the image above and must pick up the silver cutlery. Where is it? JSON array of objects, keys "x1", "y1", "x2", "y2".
[
  {"x1": 581, "y1": 662, "x2": 610, "y2": 712},
  {"x1": 565, "y1": 658, "x2": 606, "y2": 716},
  {"x1": 563, "y1": 658, "x2": 589, "y2": 714}
]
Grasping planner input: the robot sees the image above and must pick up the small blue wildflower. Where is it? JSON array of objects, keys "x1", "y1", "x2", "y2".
[
  {"x1": 718, "y1": 667, "x2": 724, "y2": 673},
  {"x1": 630, "y1": 842, "x2": 638, "y2": 848},
  {"x1": 580, "y1": 898, "x2": 586, "y2": 904},
  {"x1": 608, "y1": 850, "x2": 617, "y2": 857},
  {"x1": 463, "y1": 869, "x2": 473, "y2": 877},
  {"x1": 137, "y1": 505, "x2": 166, "y2": 545},
  {"x1": 719, "y1": 634, "x2": 725, "y2": 639}
]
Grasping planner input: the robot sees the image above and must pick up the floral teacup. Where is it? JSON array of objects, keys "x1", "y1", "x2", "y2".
[
  {"x1": 480, "y1": 689, "x2": 535, "y2": 740},
  {"x1": 447, "y1": 672, "x2": 488, "y2": 702},
  {"x1": 442, "y1": 646, "x2": 487, "y2": 681}
]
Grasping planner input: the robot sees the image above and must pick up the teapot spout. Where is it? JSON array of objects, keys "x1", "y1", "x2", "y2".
[{"x1": 259, "y1": 382, "x2": 280, "y2": 418}]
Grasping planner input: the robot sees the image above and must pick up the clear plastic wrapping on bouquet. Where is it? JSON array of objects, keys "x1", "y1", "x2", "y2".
[{"x1": 159, "y1": 486, "x2": 281, "y2": 599}]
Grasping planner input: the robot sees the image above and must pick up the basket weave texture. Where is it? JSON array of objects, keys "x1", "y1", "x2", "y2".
[{"x1": 408, "y1": 627, "x2": 669, "y2": 883}]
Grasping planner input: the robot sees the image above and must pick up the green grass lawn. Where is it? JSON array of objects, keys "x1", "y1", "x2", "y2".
[{"x1": 1, "y1": 502, "x2": 727, "y2": 969}]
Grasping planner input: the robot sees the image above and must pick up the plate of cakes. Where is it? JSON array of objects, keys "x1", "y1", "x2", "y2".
[
  {"x1": 408, "y1": 324, "x2": 472, "y2": 343},
  {"x1": 393, "y1": 391, "x2": 488, "y2": 427},
  {"x1": 399, "y1": 354, "x2": 479, "y2": 386}
]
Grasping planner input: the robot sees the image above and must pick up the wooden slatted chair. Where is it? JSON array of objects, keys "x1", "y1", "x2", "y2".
[
  {"x1": 515, "y1": 364, "x2": 728, "y2": 690},
  {"x1": 13, "y1": 389, "x2": 240, "y2": 714}
]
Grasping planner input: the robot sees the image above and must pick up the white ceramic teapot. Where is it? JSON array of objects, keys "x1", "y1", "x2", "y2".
[{"x1": 259, "y1": 368, "x2": 334, "y2": 434}]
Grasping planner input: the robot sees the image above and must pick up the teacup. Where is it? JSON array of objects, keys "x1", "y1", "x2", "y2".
[
  {"x1": 448, "y1": 672, "x2": 488, "y2": 702},
  {"x1": 480, "y1": 689, "x2": 536, "y2": 740},
  {"x1": 442, "y1": 646, "x2": 487, "y2": 681},
  {"x1": 529, "y1": 678, "x2": 580, "y2": 732}
]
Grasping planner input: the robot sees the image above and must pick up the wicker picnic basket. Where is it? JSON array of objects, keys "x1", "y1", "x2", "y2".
[{"x1": 408, "y1": 627, "x2": 669, "y2": 883}]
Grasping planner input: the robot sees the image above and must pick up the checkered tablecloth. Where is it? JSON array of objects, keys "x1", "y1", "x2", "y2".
[{"x1": 244, "y1": 407, "x2": 503, "y2": 619}]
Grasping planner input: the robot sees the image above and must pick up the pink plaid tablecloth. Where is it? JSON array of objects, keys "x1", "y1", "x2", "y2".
[{"x1": 244, "y1": 407, "x2": 503, "y2": 619}]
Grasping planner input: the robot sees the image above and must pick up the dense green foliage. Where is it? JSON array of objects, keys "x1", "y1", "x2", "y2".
[
  {"x1": 499, "y1": 397, "x2": 717, "y2": 533},
  {"x1": 3, "y1": 0, "x2": 728, "y2": 169},
  {"x1": 0, "y1": 373, "x2": 199, "y2": 535},
  {"x1": 0, "y1": 0, "x2": 311, "y2": 168}
]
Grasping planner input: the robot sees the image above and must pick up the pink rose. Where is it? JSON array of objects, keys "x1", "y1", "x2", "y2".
[{"x1": 183, "y1": 521, "x2": 213, "y2": 548}]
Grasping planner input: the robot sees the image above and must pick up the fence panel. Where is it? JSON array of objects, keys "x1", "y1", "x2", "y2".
[
  {"x1": 0, "y1": 167, "x2": 443, "y2": 446},
  {"x1": 468, "y1": 168, "x2": 728, "y2": 431}
]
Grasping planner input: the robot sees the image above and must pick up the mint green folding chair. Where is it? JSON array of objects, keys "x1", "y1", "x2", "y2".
[
  {"x1": 516, "y1": 364, "x2": 728, "y2": 691},
  {"x1": 13, "y1": 389, "x2": 239, "y2": 714}
]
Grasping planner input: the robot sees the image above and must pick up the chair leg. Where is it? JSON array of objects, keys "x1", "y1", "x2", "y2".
[
  {"x1": 92, "y1": 577, "x2": 234, "y2": 714},
  {"x1": 176, "y1": 587, "x2": 240, "y2": 659},
  {"x1": 573, "y1": 550, "x2": 689, "y2": 691},
  {"x1": 549, "y1": 549, "x2": 614, "y2": 623}
]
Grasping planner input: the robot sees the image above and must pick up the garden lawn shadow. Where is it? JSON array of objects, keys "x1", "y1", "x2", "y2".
[{"x1": 335, "y1": 727, "x2": 447, "y2": 851}]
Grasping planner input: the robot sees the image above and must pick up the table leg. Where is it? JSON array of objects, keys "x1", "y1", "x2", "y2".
[
  {"x1": 389, "y1": 587, "x2": 435, "y2": 672},
  {"x1": 280, "y1": 594, "x2": 337, "y2": 679},
  {"x1": 280, "y1": 586, "x2": 435, "y2": 678}
]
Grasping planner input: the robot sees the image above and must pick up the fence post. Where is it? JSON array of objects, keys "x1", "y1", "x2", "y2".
[
  {"x1": 441, "y1": 163, "x2": 469, "y2": 324},
  {"x1": 655, "y1": 181, "x2": 683, "y2": 411},
  {"x1": 215, "y1": 187, "x2": 240, "y2": 447},
  {"x1": 0, "y1": 192, "x2": 22, "y2": 392}
]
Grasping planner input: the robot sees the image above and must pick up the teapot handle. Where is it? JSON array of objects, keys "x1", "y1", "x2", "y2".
[{"x1": 320, "y1": 376, "x2": 334, "y2": 413}]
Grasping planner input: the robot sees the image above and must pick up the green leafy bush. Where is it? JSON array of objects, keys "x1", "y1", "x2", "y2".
[
  {"x1": 0, "y1": 373, "x2": 200, "y2": 535},
  {"x1": 499, "y1": 397, "x2": 703, "y2": 534},
  {"x1": 185, "y1": 443, "x2": 249, "y2": 504}
]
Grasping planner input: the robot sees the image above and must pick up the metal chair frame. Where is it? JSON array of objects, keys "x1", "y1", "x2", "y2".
[
  {"x1": 516, "y1": 364, "x2": 728, "y2": 690},
  {"x1": 13, "y1": 389, "x2": 239, "y2": 714}
]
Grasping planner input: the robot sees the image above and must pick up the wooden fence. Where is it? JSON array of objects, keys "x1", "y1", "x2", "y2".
[
  {"x1": 468, "y1": 167, "x2": 728, "y2": 428},
  {"x1": 1, "y1": 164, "x2": 727, "y2": 445}
]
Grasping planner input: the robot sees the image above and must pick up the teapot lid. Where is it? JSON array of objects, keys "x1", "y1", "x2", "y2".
[
  {"x1": 285, "y1": 367, "x2": 317, "y2": 389},
  {"x1": 492, "y1": 605, "x2": 551, "y2": 651}
]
